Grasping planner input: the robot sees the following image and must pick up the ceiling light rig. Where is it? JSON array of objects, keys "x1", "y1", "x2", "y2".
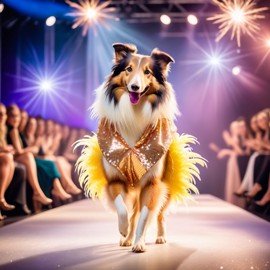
[
  {"x1": 66, "y1": 0, "x2": 116, "y2": 36},
  {"x1": 207, "y1": 0, "x2": 268, "y2": 47}
]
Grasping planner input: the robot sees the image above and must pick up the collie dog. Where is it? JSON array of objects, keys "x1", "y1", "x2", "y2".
[{"x1": 76, "y1": 43, "x2": 205, "y2": 253}]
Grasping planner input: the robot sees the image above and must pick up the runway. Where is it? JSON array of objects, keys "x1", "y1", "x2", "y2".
[{"x1": 0, "y1": 195, "x2": 269, "y2": 270}]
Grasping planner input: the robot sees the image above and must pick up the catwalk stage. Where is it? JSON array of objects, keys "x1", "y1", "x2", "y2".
[{"x1": 0, "y1": 195, "x2": 269, "y2": 270}]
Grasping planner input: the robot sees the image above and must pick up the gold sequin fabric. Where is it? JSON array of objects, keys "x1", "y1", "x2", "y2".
[{"x1": 97, "y1": 118, "x2": 175, "y2": 186}]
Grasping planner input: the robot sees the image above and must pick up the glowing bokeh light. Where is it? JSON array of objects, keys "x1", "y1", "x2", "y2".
[
  {"x1": 86, "y1": 7, "x2": 97, "y2": 19},
  {"x1": 187, "y1": 14, "x2": 198, "y2": 25},
  {"x1": 209, "y1": 56, "x2": 221, "y2": 66},
  {"x1": 66, "y1": 0, "x2": 116, "y2": 36},
  {"x1": 40, "y1": 80, "x2": 53, "y2": 92},
  {"x1": 231, "y1": 8, "x2": 244, "y2": 23},
  {"x1": 0, "y1": 3, "x2": 4, "y2": 13},
  {"x1": 232, "y1": 66, "x2": 241, "y2": 75},
  {"x1": 160, "y1": 14, "x2": 171, "y2": 25},
  {"x1": 266, "y1": 39, "x2": 270, "y2": 48},
  {"x1": 46, "y1": 16, "x2": 56, "y2": 26},
  {"x1": 207, "y1": 0, "x2": 268, "y2": 47}
]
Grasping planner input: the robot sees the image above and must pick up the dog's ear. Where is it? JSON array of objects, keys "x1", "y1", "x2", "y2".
[
  {"x1": 151, "y1": 48, "x2": 174, "y2": 77},
  {"x1": 112, "y1": 43, "x2": 137, "y2": 63}
]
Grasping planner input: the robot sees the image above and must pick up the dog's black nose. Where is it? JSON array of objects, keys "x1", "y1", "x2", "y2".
[{"x1": 131, "y1": 84, "x2": 139, "y2": 91}]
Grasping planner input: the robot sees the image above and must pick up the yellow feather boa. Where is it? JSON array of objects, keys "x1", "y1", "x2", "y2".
[{"x1": 74, "y1": 134, "x2": 206, "y2": 203}]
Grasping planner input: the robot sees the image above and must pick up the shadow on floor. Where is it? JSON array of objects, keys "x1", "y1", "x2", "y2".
[{"x1": 0, "y1": 243, "x2": 196, "y2": 270}]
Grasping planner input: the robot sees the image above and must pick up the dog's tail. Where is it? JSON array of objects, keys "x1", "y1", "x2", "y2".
[
  {"x1": 73, "y1": 135, "x2": 107, "y2": 199},
  {"x1": 164, "y1": 134, "x2": 207, "y2": 204}
]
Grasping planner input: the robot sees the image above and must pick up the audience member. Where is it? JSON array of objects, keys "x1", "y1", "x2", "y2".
[
  {"x1": 0, "y1": 104, "x2": 15, "y2": 213},
  {"x1": 0, "y1": 103, "x2": 31, "y2": 218},
  {"x1": 211, "y1": 108, "x2": 270, "y2": 218},
  {"x1": 6, "y1": 104, "x2": 71, "y2": 212},
  {"x1": 25, "y1": 117, "x2": 81, "y2": 195}
]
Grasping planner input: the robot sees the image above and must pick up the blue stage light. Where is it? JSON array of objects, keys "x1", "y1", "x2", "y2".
[{"x1": 40, "y1": 79, "x2": 53, "y2": 92}]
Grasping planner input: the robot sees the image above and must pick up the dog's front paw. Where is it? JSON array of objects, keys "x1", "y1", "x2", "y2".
[
  {"x1": 132, "y1": 239, "x2": 146, "y2": 253},
  {"x1": 118, "y1": 212, "x2": 129, "y2": 237},
  {"x1": 120, "y1": 238, "x2": 133, "y2": 247},
  {"x1": 155, "y1": 236, "x2": 167, "y2": 244}
]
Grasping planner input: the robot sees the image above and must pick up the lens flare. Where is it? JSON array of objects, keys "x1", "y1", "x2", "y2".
[
  {"x1": 266, "y1": 39, "x2": 270, "y2": 48},
  {"x1": 40, "y1": 80, "x2": 53, "y2": 91},
  {"x1": 66, "y1": 0, "x2": 116, "y2": 36},
  {"x1": 209, "y1": 56, "x2": 221, "y2": 66},
  {"x1": 232, "y1": 66, "x2": 241, "y2": 75},
  {"x1": 207, "y1": 0, "x2": 268, "y2": 47}
]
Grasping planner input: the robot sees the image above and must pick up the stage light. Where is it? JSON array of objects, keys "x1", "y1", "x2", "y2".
[
  {"x1": 86, "y1": 7, "x2": 97, "y2": 19},
  {"x1": 46, "y1": 16, "x2": 56, "y2": 26},
  {"x1": 207, "y1": 0, "x2": 268, "y2": 47},
  {"x1": 209, "y1": 56, "x2": 221, "y2": 66},
  {"x1": 160, "y1": 14, "x2": 171, "y2": 25},
  {"x1": 232, "y1": 66, "x2": 241, "y2": 75},
  {"x1": 231, "y1": 8, "x2": 244, "y2": 23},
  {"x1": 0, "y1": 3, "x2": 4, "y2": 13},
  {"x1": 187, "y1": 14, "x2": 198, "y2": 25},
  {"x1": 266, "y1": 39, "x2": 270, "y2": 48},
  {"x1": 40, "y1": 80, "x2": 53, "y2": 92},
  {"x1": 66, "y1": 0, "x2": 116, "y2": 36}
]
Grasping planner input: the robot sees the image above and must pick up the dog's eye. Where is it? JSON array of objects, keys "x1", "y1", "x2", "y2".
[
  {"x1": 126, "y1": 67, "x2": 132, "y2": 72},
  {"x1": 145, "y1": 69, "x2": 150, "y2": 75}
]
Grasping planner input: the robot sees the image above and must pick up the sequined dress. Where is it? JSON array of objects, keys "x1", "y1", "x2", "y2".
[{"x1": 75, "y1": 118, "x2": 206, "y2": 203}]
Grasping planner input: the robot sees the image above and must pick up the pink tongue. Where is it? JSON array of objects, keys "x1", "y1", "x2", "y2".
[{"x1": 129, "y1": 92, "x2": 140, "y2": 105}]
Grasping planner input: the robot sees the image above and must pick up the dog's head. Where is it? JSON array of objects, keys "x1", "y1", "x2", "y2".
[{"x1": 106, "y1": 43, "x2": 174, "y2": 108}]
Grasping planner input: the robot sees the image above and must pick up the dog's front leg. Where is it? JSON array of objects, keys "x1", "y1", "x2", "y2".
[
  {"x1": 132, "y1": 179, "x2": 163, "y2": 253},
  {"x1": 109, "y1": 182, "x2": 129, "y2": 237},
  {"x1": 132, "y1": 205, "x2": 152, "y2": 253},
  {"x1": 120, "y1": 203, "x2": 139, "y2": 246}
]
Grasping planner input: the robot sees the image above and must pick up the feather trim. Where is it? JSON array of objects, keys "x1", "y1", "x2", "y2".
[
  {"x1": 74, "y1": 135, "x2": 107, "y2": 199},
  {"x1": 164, "y1": 134, "x2": 207, "y2": 204}
]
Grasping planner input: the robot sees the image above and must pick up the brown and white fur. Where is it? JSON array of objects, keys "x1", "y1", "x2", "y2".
[{"x1": 91, "y1": 43, "x2": 179, "y2": 252}]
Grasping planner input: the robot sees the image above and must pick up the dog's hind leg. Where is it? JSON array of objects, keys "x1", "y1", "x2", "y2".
[
  {"x1": 132, "y1": 179, "x2": 166, "y2": 253},
  {"x1": 108, "y1": 181, "x2": 129, "y2": 238},
  {"x1": 156, "y1": 196, "x2": 171, "y2": 244}
]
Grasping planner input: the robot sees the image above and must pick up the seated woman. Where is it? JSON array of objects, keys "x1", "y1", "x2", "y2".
[
  {"x1": 209, "y1": 120, "x2": 246, "y2": 205},
  {"x1": 235, "y1": 114, "x2": 263, "y2": 195},
  {"x1": 6, "y1": 104, "x2": 71, "y2": 211},
  {"x1": 5, "y1": 162, "x2": 31, "y2": 215},
  {"x1": 0, "y1": 103, "x2": 31, "y2": 218},
  {"x1": 245, "y1": 109, "x2": 270, "y2": 203},
  {"x1": 62, "y1": 127, "x2": 80, "y2": 164},
  {"x1": 0, "y1": 104, "x2": 15, "y2": 216},
  {"x1": 32, "y1": 117, "x2": 81, "y2": 195}
]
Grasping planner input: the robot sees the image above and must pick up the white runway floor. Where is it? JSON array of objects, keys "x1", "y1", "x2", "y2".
[{"x1": 0, "y1": 195, "x2": 269, "y2": 270}]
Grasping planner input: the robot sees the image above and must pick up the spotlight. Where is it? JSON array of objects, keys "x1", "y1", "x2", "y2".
[
  {"x1": 160, "y1": 14, "x2": 171, "y2": 25},
  {"x1": 46, "y1": 16, "x2": 56, "y2": 27},
  {"x1": 187, "y1": 14, "x2": 198, "y2": 25},
  {"x1": 231, "y1": 8, "x2": 245, "y2": 24},
  {"x1": 209, "y1": 56, "x2": 220, "y2": 66},
  {"x1": 40, "y1": 80, "x2": 53, "y2": 92},
  {"x1": 0, "y1": 3, "x2": 4, "y2": 13},
  {"x1": 232, "y1": 66, "x2": 241, "y2": 76},
  {"x1": 86, "y1": 7, "x2": 97, "y2": 20},
  {"x1": 266, "y1": 39, "x2": 270, "y2": 48}
]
